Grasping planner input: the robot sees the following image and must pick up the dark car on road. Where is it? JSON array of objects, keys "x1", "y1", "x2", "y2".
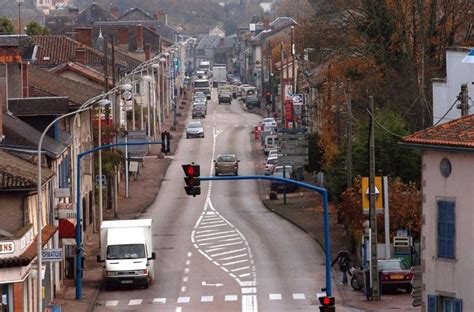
[
  {"x1": 246, "y1": 95, "x2": 260, "y2": 109},
  {"x1": 218, "y1": 92, "x2": 232, "y2": 104}
]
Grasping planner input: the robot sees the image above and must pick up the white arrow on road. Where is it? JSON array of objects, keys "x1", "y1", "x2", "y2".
[{"x1": 202, "y1": 281, "x2": 224, "y2": 287}]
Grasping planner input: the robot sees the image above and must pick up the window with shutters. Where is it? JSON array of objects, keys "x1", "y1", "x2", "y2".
[{"x1": 437, "y1": 200, "x2": 456, "y2": 259}]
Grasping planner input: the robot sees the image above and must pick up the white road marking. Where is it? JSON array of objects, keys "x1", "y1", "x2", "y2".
[
  {"x1": 176, "y1": 308, "x2": 182, "y2": 312},
  {"x1": 293, "y1": 293, "x2": 306, "y2": 300},
  {"x1": 187, "y1": 252, "x2": 192, "y2": 257},
  {"x1": 212, "y1": 241, "x2": 243, "y2": 248},
  {"x1": 196, "y1": 234, "x2": 238, "y2": 242},
  {"x1": 185, "y1": 260, "x2": 190, "y2": 265},
  {"x1": 218, "y1": 237, "x2": 243, "y2": 243},
  {"x1": 177, "y1": 297, "x2": 190, "y2": 303},
  {"x1": 225, "y1": 295, "x2": 238, "y2": 301},
  {"x1": 219, "y1": 253, "x2": 247, "y2": 261},
  {"x1": 105, "y1": 300, "x2": 118, "y2": 307},
  {"x1": 239, "y1": 273, "x2": 251, "y2": 278},
  {"x1": 242, "y1": 287, "x2": 257, "y2": 294},
  {"x1": 195, "y1": 229, "x2": 219, "y2": 234},
  {"x1": 128, "y1": 299, "x2": 142, "y2": 305},
  {"x1": 211, "y1": 248, "x2": 246, "y2": 257},
  {"x1": 240, "y1": 281, "x2": 255, "y2": 286},
  {"x1": 198, "y1": 223, "x2": 228, "y2": 229},
  {"x1": 153, "y1": 298, "x2": 166, "y2": 304},
  {"x1": 201, "y1": 295, "x2": 214, "y2": 302},
  {"x1": 232, "y1": 266, "x2": 250, "y2": 272},
  {"x1": 205, "y1": 247, "x2": 226, "y2": 253},
  {"x1": 183, "y1": 276, "x2": 188, "y2": 282},
  {"x1": 242, "y1": 295, "x2": 258, "y2": 312},
  {"x1": 195, "y1": 230, "x2": 235, "y2": 238},
  {"x1": 223, "y1": 259, "x2": 248, "y2": 266},
  {"x1": 181, "y1": 286, "x2": 186, "y2": 292},
  {"x1": 184, "y1": 268, "x2": 190, "y2": 273},
  {"x1": 269, "y1": 293, "x2": 282, "y2": 300}
]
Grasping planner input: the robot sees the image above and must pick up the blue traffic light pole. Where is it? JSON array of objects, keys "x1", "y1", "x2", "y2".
[
  {"x1": 199, "y1": 175, "x2": 332, "y2": 296},
  {"x1": 75, "y1": 141, "x2": 163, "y2": 300}
]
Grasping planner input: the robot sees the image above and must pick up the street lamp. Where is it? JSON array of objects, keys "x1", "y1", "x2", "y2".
[{"x1": 142, "y1": 75, "x2": 152, "y2": 137}]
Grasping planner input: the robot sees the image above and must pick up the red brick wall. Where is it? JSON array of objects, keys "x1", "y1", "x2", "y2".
[
  {"x1": 136, "y1": 24, "x2": 144, "y2": 52},
  {"x1": 75, "y1": 27, "x2": 92, "y2": 47}
]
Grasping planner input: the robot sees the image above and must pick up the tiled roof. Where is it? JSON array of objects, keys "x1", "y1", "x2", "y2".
[
  {"x1": 0, "y1": 150, "x2": 54, "y2": 190},
  {"x1": 402, "y1": 114, "x2": 474, "y2": 149},
  {"x1": 76, "y1": 2, "x2": 115, "y2": 26},
  {"x1": 2, "y1": 113, "x2": 67, "y2": 158},
  {"x1": 94, "y1": 20, "x2": 177, "y2": 44},
  {"x1": 8, "y1": 97, "x2": 69, "y2": 116},
  {"x1": 28, "y1": 66, "x2": 102, "y2": 107},
  {"x1": 49, "y1": 62, "x2": 113, "y2": 88},
  {"x1": 31, "y1": 35, "x2": 141, "y2": 70},
  {"x1": 196, "y1": 35, "x2": 220, "y2": 50}
]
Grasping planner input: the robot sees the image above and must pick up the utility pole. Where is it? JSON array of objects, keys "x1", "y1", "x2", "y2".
[
  {"x1": 346, "y1": 78, "x2": 353, "y2": 188},
  {"x1": 291, "y1": 25, "x2": 296, "y2": 93},
  {"x1": 368, "y1": 95, "x2": 380, "y2": 301},
  {"x1": 460, "y1": 83, "x2": 469, "y2": 116},
  {"x1": 261, "y1": 37, "x2": 265, "y2": 101},
  {"x1": 336, "y1": 81, "x2": 340, "y2": 144},
  {"x1": 280, "y1": 40, "x2": 284, "y2": 127}
]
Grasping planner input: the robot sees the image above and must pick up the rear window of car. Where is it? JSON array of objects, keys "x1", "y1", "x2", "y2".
[
  {"x1": 188, "y1": 122, "x2": 201, "y2": 128},
  {"x1": 267, "y1": 158, "x2": 278, "y2": 165},
  {"x1": 217, "y1": 155, "x2": 236, "y2": 162},
  {"x1": 378, "y1": 260, "x2": 406, "y2": 271}
]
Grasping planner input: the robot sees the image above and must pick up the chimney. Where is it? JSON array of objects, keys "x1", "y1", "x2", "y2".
[
  {"x1": 118, "y1": 27, "x2": 129, "y2": 51},
  {"x1": 68, "y1": 8, "x2": 79, "y2": 17},
  {"x1": 145, "y1": 44, "x2": 151, "y2": 61},
  {"x1": 74, "y1": 48, "x2": 86, "y2": 64},
  {"x1": 75, "y1": 27, "x2": 92, "y2": 47},
  {"x1": 263, "y1": 16, "x2": 270, "y2": 30},
  {"x1": 110, "y1": 7, "x2": 120, "y2": 18},
  {"x1": 153, "y1": 11, "x2": 160, "y2": 21},
  {"x1": 136, "y1": 24, "x2": 144, "y2": 52},
  {"x1": 22, "y1": 63, "x2": 28, "y2": 97}
]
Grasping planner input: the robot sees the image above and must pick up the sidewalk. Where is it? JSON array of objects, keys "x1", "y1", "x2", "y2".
[{"x1": 52, "y1": 98, "x2": 190, "y2": 311}]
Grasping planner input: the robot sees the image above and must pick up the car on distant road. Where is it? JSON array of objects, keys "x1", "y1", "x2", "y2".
[
  {"x1": 261, "y1": 117, "x2": 277, "y2": 128},
  {"x1": 264, "y1": 156, "x2": 278, "y2": 175},
  {"x1": 192, "y1": 104, "x2": 206, "y2": 119},
  {"x1": 246, "y1": 95, "x2": 260, "y2": 109},
  {"x1": 186, "y1": 121, "x2": 204, "y2": 138},
  {"x1": 270, "y1": 165, "x2": 298, "y2": 193},
  {"x1": 218, "y1": 91, "x2": 232, "y2": 104},
  {"x1": 214, "y1": 153, "x2": 239, "y2": 176}
]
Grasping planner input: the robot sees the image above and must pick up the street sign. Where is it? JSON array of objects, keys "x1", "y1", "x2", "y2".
[
  {"x1": 95, "y1": 175, "x2": 106, "y2": 186},
  {"x1": 292, "y1": 94, "x2": 303, "y2": 105},
  {"x1": 41, "y1": 249, "x2": 63, "y2": 262},
  {"x1": 56, "y1": 207, "x2": 77, "y2": 219},
  {"x1": 277, "y1": 155, "x2": 309, "y2": 166},
  {"x1": 279, "y1": 147, "x2": 308, "y2": 155},
  {"x1": 361, "y1": 176, "x2": 384, "y2": 214}
]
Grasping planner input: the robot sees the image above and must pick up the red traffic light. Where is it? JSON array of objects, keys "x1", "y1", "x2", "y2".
[
  {"x1": 318, "y1": 295, "x2": 335, "y2": 307},
  {"x1": 322, "y1": 297, "x2": 330, "y2": 305},
  {"x1": 182, "y1": 164, "x2": 200, "y2": 177}
]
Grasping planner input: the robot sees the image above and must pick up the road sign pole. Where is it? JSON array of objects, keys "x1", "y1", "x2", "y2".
[{"x1": 383, "y1": 176, "x2": 390, "y2": 258}]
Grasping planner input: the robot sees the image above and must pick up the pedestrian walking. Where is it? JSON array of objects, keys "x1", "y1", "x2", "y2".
[{"x1": 331, "y1": 250, "x2": 352, "y2": 285}]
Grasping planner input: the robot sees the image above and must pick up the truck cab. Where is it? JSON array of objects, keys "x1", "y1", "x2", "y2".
[
  {"x1": 97, "y1": 219, "x2": 155, "y2": 289},
  {"x1": 193, "y1": 79, "x2": 211, "y2": 99}
]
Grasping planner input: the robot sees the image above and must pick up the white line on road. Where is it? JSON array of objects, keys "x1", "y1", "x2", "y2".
[
  {"x1": 196, "y1": 234, "x2": 238, "y2": 242},
  {"x1": 177, "y1": 297, "x2": 190, "y2": 303},
  {"x1": 153, "y1": 298, "x2": 166, "y2": 304},
  {"x1": 128, "y1": 299, "x2": 142, "y2": 305},
  {"x1": 241, "y1": 287, "x2": 257, "y2": 294},
  {"x1": 187, "y1": 252, "x2": 192, "y2": 257},
  {"x1": 269, "y1": 294, "x2": 282, "y2": 300},
  {"x1": 105, "y1": 300, "x2": 118, "y2": 307},
  {"x1": 205, "y1": 247, "x2": 226, "y2": 253},
  {"x1": 211, "y1": 248, "x2": 246, "y2": 257},
  {"x1": 293, "y1": 293, "x2": 306, "y2": 300},
  {"x1": 201, "y1": 295, "x2": 214, "y2": 302},
  {"x1": 223, "y1": 259, "x2": 248, "y2": 266},
  {"x1": 239, "y1": 273, "x2": 251, "y2": 278},
  {"x1": 242, "y1": 295, "x2": 258, "y2": 312},
  {"x1": 195, "y1": 230, "x2": 235, "y2": 238},
  {"x1": 198, "y1": 223, "x2": 228, "y2": 229},
  {"x1": 240, "y1": 281, "x2": 255, "y2": 286},
  {"x1": 183, "y1": 276, "x2": 188, "y2": 282},
  {"x1": 176, "y1": 308, "x2": 182, "y2": 312},
  {"x1": 211, "y1": 241, "x2": 243, "y2": 248},
  {"x1": 219, "y1": 253, "x2": 247, "y2": 261},
  {"x1": 231, "y1": 266, "x2": 250, "y2": 272},
  {"x1": 225, "y1": 295, "x2": 238, "y2": 301},
  {"x1": 184, "y1": 267, "x2": 190, "y2": 273},
  {"x1": 195, "y1": 229, "x2": 219, "y2": 234},
  {"x1": 181, "y1": 286, "x2": 186, "y2": 292},
  {"x1": 185, "y1": 260, "x2": 190, "y2": 265}
]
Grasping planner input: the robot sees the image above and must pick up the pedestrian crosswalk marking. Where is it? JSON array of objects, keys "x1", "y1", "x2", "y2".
[
  {"x1": 242, "y1": 287, "x2": 257, "y2": 294},
  {"x1": 128, "y1": 299, "x2": 142, "y2": 305},
  {"x1": 177, "y1": 296, "x2": 190, "y2": 303},
  {"x1": 293, "y1": 293, "x2": 306, "y2": 300},
  {"x1": 105, "y1": 300, "x2": 118, "y2": 307},
  {"x1": 269, "y1": 293, "x2": 282, "y2": 300},
  {"x1": 153, "y1": 298, "x2": 166, "y2": 304},
  {"x1": 225, "y1": 295, "x2": 238, "y2": 301},
  {"x1": 232, "y1": 266, "x2": 250, "y2": 272},
  {"x1": 201, "y1": 295, "x2": 214, "y2": 302}
]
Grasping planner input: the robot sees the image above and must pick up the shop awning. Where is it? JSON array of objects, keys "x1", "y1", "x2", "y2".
[{"x1": 0, "y1": 225, "x2": 57, "y2": 268}]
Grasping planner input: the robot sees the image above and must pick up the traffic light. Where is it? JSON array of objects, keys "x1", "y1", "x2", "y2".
[
  {"x1": 182, "y1": 164, "x2": 201, "y2": 196},
  {"x1": 318, "y1": 295, "x2": 335, "y2": 312}
]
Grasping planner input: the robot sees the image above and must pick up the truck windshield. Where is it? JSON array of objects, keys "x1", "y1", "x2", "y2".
[
  {"x1": 194, "y1": 81, "x2": 210, "y2": 88},
  {"x1": 107, "y1": 244, "x2": 145, "y2": 260}
]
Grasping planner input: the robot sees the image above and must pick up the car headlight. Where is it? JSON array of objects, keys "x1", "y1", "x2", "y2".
[{"x1": 136, "y1": 269, "x2": 148, "y2": 275}]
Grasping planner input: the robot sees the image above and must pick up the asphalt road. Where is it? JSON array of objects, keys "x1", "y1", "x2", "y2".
[{"x1": 94, "y1": 90, "x2": 340, "y2": 312}]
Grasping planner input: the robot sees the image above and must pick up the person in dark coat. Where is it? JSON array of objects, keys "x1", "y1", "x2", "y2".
[{"x1": 331, "y1": 250, "x2": 352, "y2": 285}]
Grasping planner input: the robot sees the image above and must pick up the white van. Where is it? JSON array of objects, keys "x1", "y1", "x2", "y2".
[
  {"x1": 241, "y1": 86, "x2": 257, "y2": 102},
  {"x1": 264, "y1": 135, "x2": 279, "y2": 155}
]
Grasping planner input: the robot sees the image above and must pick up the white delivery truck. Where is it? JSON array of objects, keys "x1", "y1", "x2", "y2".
[
  {"x1": 97, "y1": 219, "x2": 155, "y2": 289},
  {"x1": 212, "y1": 65, "x2": 227, "y2": 87}
]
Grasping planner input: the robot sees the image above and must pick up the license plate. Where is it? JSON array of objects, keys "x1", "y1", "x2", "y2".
[
  {"x1": 121, "y1": 280, "x2": 133, "y2": 284},
  {"x1": 390, "y1": 274, "x2": 404, "y2": 280}
]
